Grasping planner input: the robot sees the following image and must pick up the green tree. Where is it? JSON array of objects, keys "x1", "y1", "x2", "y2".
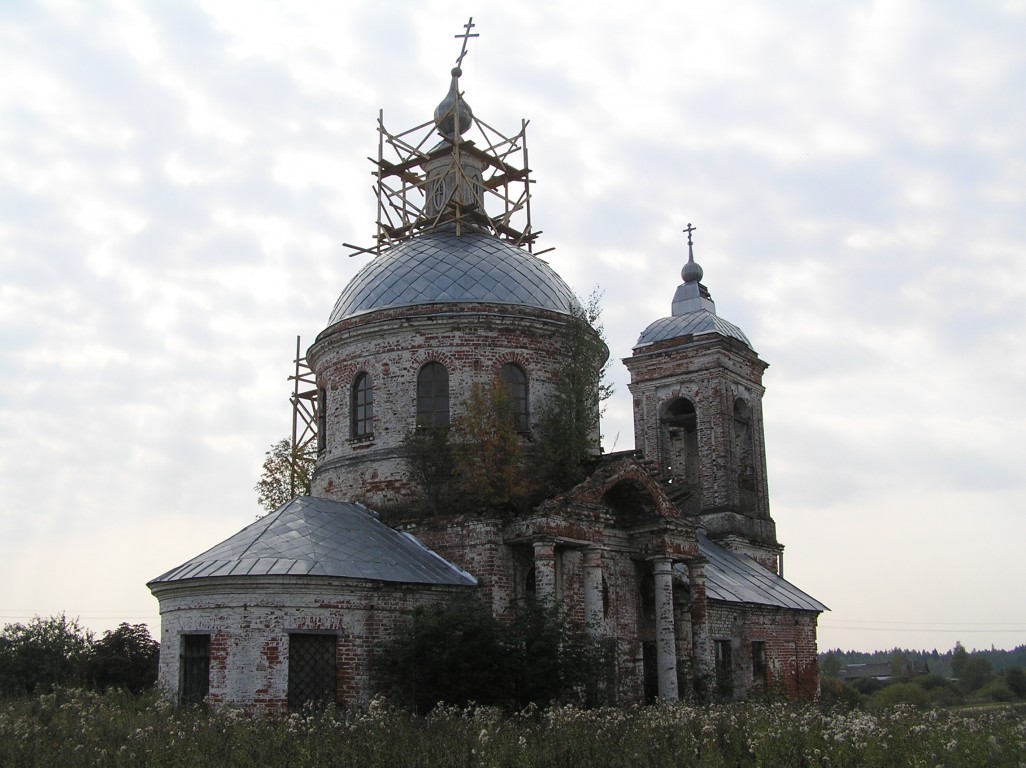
[
  {"x1": 951, "y1": 641, "x2": 969, "y2": 677},
  {"x1": 402, "y1": 426, "x2": 455, "y2": 515},
  {"x1": 88, "y1": 623, "x2": 159, "y2": 693},
  {"x1": 531, "y1": 291, "x2": 613, "y2": 495},
  {"x1": 957, "y1": 656, "x2": 993, "y2": 695},
  {"x1": 506, "y1": 601, "x2": 617, "y2": 709},
  {"x1": 821, "y1": 652, "x2": 842, "y2": 679},
  {"x1": 0, "y1": 614, "x2": 93, "y2": 695},
  {"x1": 380, "y1": 596, "x2": 616, "y2": 713},
  {"x1": 450, "y1": 383, "x2": 528, "y2": 512},
  {"x1": 1004, "y1": 666, "x2": 1026, "y2": 698},
  {"x1": 255, "y1": 437, "x2": 313, "y2": 513},
  {"x1": 381, "y1": 596, "x2": 514, "y2": 713}
]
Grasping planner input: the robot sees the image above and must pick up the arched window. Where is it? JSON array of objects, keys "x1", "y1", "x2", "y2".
[
  {"x1": 500, "y1": 363, "x2": 529, "y2": 432},
  {"x1": 351, "y1": 373, "x2": 373, "y2": 438},
  {"x1": 416, "y1": 362, "x2": 449, "y2": 428}
]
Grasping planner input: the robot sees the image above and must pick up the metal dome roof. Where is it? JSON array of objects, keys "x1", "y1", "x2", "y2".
[
  {"x1": 327, "y1": 229, "x2": 577, "y2": 325},
  {"x1": 147, "y1": 496, "x2": 477, "y2": 587},
  {"x1": 635, "y1": 310, "x2": 752, "y2": 350}
]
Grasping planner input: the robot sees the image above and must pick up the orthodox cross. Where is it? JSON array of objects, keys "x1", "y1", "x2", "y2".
[
  {"x1": 683, "y1": 222, "x2": 697, "y2": 246},
  {"x1": 454, "y1": 17, "x2": 479, "y2": 67}
]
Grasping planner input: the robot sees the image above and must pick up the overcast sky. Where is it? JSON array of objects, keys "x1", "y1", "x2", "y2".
[{"x1": 2, "y1": 0, "x2": 1024, "y2": 654}]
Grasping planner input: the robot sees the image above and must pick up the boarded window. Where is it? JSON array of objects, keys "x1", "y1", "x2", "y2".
[
  {"x1": 500, "y1": 363, "x2": 529, "y2": 432},
  {"x1": 179, "y1": 634, "x2": 210, "y2": 704},
  {"x1": 351, "y1": 373, "x2": 373, "y2": 438},
  {"x1": 287, "y1": 633, "x2": 337, "y2": 710},
  {"x1": 416, "y1": 362, "x2": 449, "y2": 428}
]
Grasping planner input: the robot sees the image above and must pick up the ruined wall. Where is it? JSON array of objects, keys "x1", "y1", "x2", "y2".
[{"x1": 152, "y1": 576, "x2": 470, "y2": 713}]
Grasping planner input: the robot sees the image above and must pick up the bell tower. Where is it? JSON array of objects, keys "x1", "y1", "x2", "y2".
[{"x1": 624, "y1": 226, "x2": 782, "y2": 571}]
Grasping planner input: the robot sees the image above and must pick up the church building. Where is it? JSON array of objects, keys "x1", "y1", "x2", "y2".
[{"x1": 149, "y1": 31, "x2": 826, "y2": 712}]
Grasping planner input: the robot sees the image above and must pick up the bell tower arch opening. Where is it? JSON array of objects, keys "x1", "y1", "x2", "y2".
[{"x1": 659, "y1": 397, "x2": 701, "y2": 513}]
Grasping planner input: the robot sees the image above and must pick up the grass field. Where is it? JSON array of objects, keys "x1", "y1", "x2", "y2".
[{"x1": 2, "y1": 689, "x2": 1024, "y2": 767}]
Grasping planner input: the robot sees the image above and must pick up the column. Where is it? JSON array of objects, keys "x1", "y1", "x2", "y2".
[
  {"x1": 583, "y1": 549, "x2": 604, "y2": 634},
  {"x1": 532, "y1": 539, "x2": 556, "y2": 605},
  {"x1": 653, "y1": 557, "x2": 678, "y2": 700},
  {"x1": 687, "y1": 558, "x2": 712, "y2": 689}
]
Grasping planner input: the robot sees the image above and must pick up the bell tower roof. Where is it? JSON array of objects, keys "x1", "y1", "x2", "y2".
[{"x1": 635, "y1": 224, "x2": 752, "y2": 349}]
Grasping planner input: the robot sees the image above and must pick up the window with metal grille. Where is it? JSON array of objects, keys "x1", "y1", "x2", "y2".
[
  {"x1": 752, "y1": 640, "x2": 767, "y2": 685},
  {"x1": 179, "y1": 634, "x2": 210, "y2": 704},
  {"x1": 500, "y1": 363, "x2": 529, "y2": 432},
  {"x1": 416, "y1": 362, "x2": 449, "y2": 428},
  {"x1": 351, "y1": 373, "x2": 373, "y2": 438},
  {"x1": 287, "y1": 633, "x2": 337, "y2": 710}
]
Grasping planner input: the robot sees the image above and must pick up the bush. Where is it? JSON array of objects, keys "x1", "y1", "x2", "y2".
[
  {"x1": 851, "y1": 676, "x2": 885, "y2": 697},
  {"x1": 914, "y1": 674, "x2": 960, "y2": 706},
  {"x1": 957, "y1": 656, "x2": 993, "y2": 696},
  {"x1": 381, "y1": 596, "x2": 514, "y2": 713},
  {"x1": 88, "y1": 623, "x2": 159, "y2": 693},
  {"x1": 1004, "y1": 666, "x2": 1026, "y2": 698},
  {"x1": 0, "y1": 614, "x2": 93, "y2": 695},
  {"x1": 819, "y1": 676, "x2": 864, "y2": 708},
  {"x1": 870, "y1": 682, "x2": 930, "y2": 709},
  {"x1": 977, "y1": 678, "x2": 1015, "y2": 703},
  {"x1": 380, "y1": 597, "x2": 615, "y2": 713}
]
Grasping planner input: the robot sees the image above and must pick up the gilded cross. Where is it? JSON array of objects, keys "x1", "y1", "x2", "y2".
[{"x1": 454, "y1": 17, "x2": 479, "y2": 67}]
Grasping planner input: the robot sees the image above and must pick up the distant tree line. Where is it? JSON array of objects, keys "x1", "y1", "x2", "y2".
[
  {"x1": 0, "y1": 614, "x2": 158, "y2": 696},
  {"x1": 819, "y1": 643, "x2": 1026, "y2": 708}
]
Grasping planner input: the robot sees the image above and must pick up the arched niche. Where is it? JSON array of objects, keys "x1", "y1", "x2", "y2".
[
  {"x1": 733, "y1": 397, "x2": 757, "y2": 513},
  {"x1": 602, "y1": 479, "x2": 660, "y2": 528}
]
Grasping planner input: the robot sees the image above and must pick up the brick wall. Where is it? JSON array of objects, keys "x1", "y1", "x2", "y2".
[
  {"x1": 625, "y1": 335, "x2": 771, "y2": 519},
  {"x1": 308, "y1": 303, "x2": 601, "y2": 507},
  {"x1": 152, "y1": 576, "x2": 472, "y2": 714},
  {"x1": 706, "y1": 602, "x2": 820, "y2": 700}
]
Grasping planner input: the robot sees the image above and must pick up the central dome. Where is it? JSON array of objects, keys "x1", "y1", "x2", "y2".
[{"x1": 327, "y1": 229, "x2": 577, "y2": 326}]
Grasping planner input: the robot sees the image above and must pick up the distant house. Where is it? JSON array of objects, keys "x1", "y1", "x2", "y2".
[{"x1": 841, "y1": 659, "x2": 930, "y2": 682}]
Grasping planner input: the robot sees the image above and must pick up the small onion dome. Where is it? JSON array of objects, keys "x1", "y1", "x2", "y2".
[
  {"x1": 682, "y1": 254, "x2": 704, "y2": 283},
  {"x1": 434, "y1": 67, "x2": 473, "y2": 139}
]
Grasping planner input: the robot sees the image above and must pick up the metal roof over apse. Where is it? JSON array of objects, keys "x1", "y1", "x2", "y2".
[
  {"x1": 327, "y1": 229, "x2": 578, "y2": 325},
  {"x1": 148, "y1": 496, "x2": 477, "y2": 587},
  {"x1": 674, "y1": 532, "x2": 828, "y2": 613},
  {"x1": 635, "y1": 311, "x2": 752, "y2": 350}
]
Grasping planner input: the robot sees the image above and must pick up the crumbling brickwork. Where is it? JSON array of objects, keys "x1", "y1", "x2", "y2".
[{"x1": 307, "y1": 303, "x2": 599, "y2": 507}]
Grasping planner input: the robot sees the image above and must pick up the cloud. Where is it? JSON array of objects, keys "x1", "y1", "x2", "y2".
[{"x1": 0, "y1": 0, "x2": 1023, "y2": 653}]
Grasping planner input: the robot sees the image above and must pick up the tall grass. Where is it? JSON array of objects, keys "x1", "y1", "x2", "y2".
[{"x1": 1, "y1": 689, "x2": 1024, "y2": 767}]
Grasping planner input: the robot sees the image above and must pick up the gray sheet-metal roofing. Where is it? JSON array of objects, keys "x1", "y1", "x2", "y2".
[
  {"x1": 676, "y1": 532, "x2": 827, "y2": 612},
  {"x1": 327, "y1": 229, "x2": 578, "y2": 325},
  {"x1": 635, "y1": 310, "x2": 752, "y2": 350},
  {"x1": 148, "y1": 496, "x2": 477, "y2": 587}
]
